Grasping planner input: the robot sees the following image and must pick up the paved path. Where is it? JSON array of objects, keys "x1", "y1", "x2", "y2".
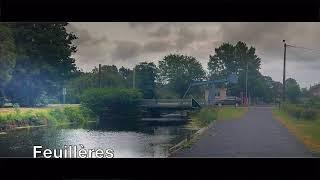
[{"x1": 172, "y1": 106, "x2": 313, "y2": 157}]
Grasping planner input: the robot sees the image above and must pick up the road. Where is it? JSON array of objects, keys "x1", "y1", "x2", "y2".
[{"x1": 171, "y1": 106, "x2": 313, "y2": 157}]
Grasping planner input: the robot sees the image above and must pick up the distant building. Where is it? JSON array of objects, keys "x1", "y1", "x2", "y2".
[
  {"x1": 215, "y1": 87, "x2": 227, "y2": 100},
  {"x1": 204, "y1": 87, "x2": 227, "y2": 104},
  {"x1": 309, "y1": 84, "x2": 320, "y2": 96}
]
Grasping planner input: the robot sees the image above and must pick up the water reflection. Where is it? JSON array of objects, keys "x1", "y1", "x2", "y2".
[{"x1": 0, "y1": 117, "x2": 193, "y2": 158}]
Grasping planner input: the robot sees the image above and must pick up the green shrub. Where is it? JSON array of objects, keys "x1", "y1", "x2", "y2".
[
  {"x1": 190, "y1": 107, "x2": 218, "y2": 128},
  {"x1": 80, "y1": 88, "x2": 143, "y2": 115},
  {"x1": 282, "y1": 103, "x2": 318, "y2": 120},
  {"x1": 301, "y1": 108, "x2": 317, "y2": 120},
  {"x1": 49, "y1": 108, "x2": 67, "y2": 123}
]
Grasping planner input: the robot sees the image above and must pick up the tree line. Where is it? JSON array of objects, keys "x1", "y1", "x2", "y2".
[{"x1": 0, "y1": 23, "x2": 303, "y2": 107}]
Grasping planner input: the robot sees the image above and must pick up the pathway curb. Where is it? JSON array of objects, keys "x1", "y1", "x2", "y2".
[{"x1": 169, "y1": 120, "x2": 216, "y2": 157}]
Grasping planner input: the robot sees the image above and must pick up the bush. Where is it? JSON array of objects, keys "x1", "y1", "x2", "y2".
[
  {"x1": 80, "y1": 88, "x2": 143, "y2": 115},
  {"x1": 190, "y1": 107, "x2": 218, "y2": 128},
  {"x1": 282, "y1": 103, "x2": 318, "y2": 120},
  {"x1": 301, "y1": 108, "x2": 317, "y2": 120}
]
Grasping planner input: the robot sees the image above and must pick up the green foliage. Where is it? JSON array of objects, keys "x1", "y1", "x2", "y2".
[
  {"x1": 208, "y1": 41, "x2": 279, "y2": 103},
  {"x1": 158, "y1": 54, "x2": 206, "y2": 98},
  {"x1": 80, "y1": 88, "x2": 143, "y2": 115},
  {"x1": 66, "y1": 65, "x2": 132, "y2": 103},
  {"x1": 285, "y1": 78, "x2": 301, "y2": 103},
  {"x1": 134, "y1": 62, "x2": 158, "y2": 99},
  {"x1": 0, "y1": 106, "x2": 97, "y2": 131},
  {"x1": 0, "y1": 24, "x2": 16, "y2": 88},
  {"x1": 189, "y1": 108, "x2": 218, "y2": 128},
  {"x1": 4, "y1": 23, "x2": 78, "y2": 107},
  {"x1": 208, "y1": 41, "x2": 261, "y2": 79},
  {"x1": 282, "y1": 103, "x2": 318, "y2": 120}
]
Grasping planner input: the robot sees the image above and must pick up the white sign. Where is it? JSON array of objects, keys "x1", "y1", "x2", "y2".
[{"x1": 62, "y1": 88, "x2": 67, "y2": 95}]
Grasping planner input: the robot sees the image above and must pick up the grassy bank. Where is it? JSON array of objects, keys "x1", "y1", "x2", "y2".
[
  {"x1": 0, "y1": 105, "x2": 97, "y2": 132},
  {"x1": 273, "y1": 108, "x2": 320, "y2": 155},
  {"x1": 188, "y1": 106, "x2": 247, "y2": 129}
]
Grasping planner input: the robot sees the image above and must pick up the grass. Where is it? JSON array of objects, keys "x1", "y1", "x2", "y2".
[
  {"x1": 188, "y1": 107, "x2": 218, "y2": 129},
  {"x1": 216, "y1": 106, "x2": 248, "y2": 120},
  {"x1": 188, "y1": 106, "x2": 248, "y2": 129},
  {"x1": 273, "y1": 108, "x2": 320, "y2": 155},
  {"x1": 0, "y1": 105, "x2": 97, "y2": 131}
]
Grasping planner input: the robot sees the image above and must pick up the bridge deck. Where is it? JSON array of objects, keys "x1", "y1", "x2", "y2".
[{"x1": 139, "y1": 99, "x2": 201, "y2": 110}]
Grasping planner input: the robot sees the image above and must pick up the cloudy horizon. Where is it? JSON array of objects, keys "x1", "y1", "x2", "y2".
[{"x1": 67, "y1": 22, "x2": 320, "y2": 88}]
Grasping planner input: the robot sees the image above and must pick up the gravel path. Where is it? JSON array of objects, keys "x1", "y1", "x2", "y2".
[{"x1": 172, "y1": 106, "x2": 313, "y2": 157}]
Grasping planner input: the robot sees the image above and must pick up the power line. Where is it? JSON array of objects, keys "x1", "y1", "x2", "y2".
[{"x1": 287, "y1": 44, "x2": 320, "y2": 53}]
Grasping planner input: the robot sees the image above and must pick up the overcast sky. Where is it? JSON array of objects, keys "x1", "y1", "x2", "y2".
[{"x1": 66, "y1": 22, "x2": 320, "y2": 88}]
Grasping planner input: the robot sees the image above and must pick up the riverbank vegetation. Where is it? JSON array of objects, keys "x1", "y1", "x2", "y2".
[
  {"x1": 0, "y1": 105, "x2": 97, "y2": 132},
  {"x1": 80, "y1": 88, "x2": 143, "y2": 115},
  {"x1": 273, "y1": 100, "x2": 320, "y2": 155}
]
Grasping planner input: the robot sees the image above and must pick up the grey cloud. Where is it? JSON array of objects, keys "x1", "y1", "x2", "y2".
[
  {"x1": 67, "y1": 23, "x2": 108, "y2": 46},
  {"x1": 111, "y1": 40, "x2": 143, "y2": 60},
  {"x1": 68, "y1": 22, "x2": 320, "y2": 88},
  {"x1": 148, "y1": 24, "x2": 171, "y2": 38},
  {"x1": 175, "y1": 27, "x2": 208, "y2": 50},
  {"x1": 143, "y1": 40, "x2": 173, "y2": 53},
  {"x1": 128, "y1": 22, "x2": 156, "y2": 29},
  {"x1": 220, "y1": 23, "x2": 289, "y2": 45}
]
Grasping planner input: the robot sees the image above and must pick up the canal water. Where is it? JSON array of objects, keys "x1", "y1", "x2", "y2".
[{"x1": 0, "y1": 118, "x2": 195, "y2": 158}]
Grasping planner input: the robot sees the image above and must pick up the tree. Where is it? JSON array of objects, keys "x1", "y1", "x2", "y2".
[
  {"x1": 208, "y1": 41, "x2": 266, "y2": 100},
  {"x1": 66, "y1": 65, "x2": 129, "y2": 103},
  {"x1": 92, "y1": 65, "x2": 126, "y2": 88},
  {"x1": 285, "y1": 78, "x2": 301, "y2": 103},
  {"x1": 158, "y1": 54, "x2": 206, "y2": 97},
  {"x1": 272, "y1": 81, "x2": 283, "y2": 102},
  {"x1": 119, "y1": 66, "x2": 133, "y2": 88},
  {"x1": 134, "y1": 62, "x2": 158, "y2": 99},
  {"x1": 0, "y1": 24, "x2": 16, "y2": 106},
  {"x1": 301, "y1": 87, "x2": 310, "y2": 98},
  {"x1": 4, "y1": 23, "x2": 78, "y2": 106}
]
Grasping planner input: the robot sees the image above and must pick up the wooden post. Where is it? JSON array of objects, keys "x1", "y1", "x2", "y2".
[
  {"x1": 282, "y1": 40, "x2": 286, "y2": 103},
  {"x1": 98, "y1": 64, "x2": 102, "y2": 88}
]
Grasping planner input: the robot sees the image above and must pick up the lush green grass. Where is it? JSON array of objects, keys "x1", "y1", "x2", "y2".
[
  {"x1": 188, "y1": 107, "x2": 218, "y2": 129},
  {"x1": 0, "y1": 105, "x2": 97, "y2": 131},
  {"x1": 273, "y1": 108, "x2": 320, "y2": 155},
  {"x1": 216, "y1": 107, "x2": 248, "y2": 120},
  {"x1": 188, "y1": 106, "x2": 247, "y2": 129}
]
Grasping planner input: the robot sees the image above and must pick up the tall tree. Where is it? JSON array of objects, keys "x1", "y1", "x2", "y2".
[
  {"x1": 119, "y1": 66, "x2": 133, "y2": 88},
  {"x1": 135, "y1": 62, "x2": 157, "y2": 99},
  {"x1": 0, "y1": 24, "x2": 16, "y2": 106},
  {"x1": 158, "y1": 54, "x2": 206, "y2": 97},
  {"x1": 208, "y1": 41, "x2": 263, "y2": 99},
  {"x1": 5, "y1": 23, "x2": 78, "y2": 106},
  {"x1": 285, "y1": 78, "x2": 301, "y2": 103}
]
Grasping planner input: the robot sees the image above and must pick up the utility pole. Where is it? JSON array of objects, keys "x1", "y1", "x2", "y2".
[
  {"x1": 245, "y1": 61, "x2": 248, "y2": 105},
  {"x1": 62, "y1": 87, "x2": 66, "y2": 104},
  {"x1": 133, "y1": 67, "x2": 136, "y2": 89},
  {"x1": 282, "y1": 40, "x2": 287, "y2": 103},
  {"x1": 98, "y1": 64, "x2": 102, "y2": 88}
]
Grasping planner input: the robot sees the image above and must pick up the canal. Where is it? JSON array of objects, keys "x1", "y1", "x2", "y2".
[{"x1": 0, "y1": 116, "x2": 195, "y2": 158}]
